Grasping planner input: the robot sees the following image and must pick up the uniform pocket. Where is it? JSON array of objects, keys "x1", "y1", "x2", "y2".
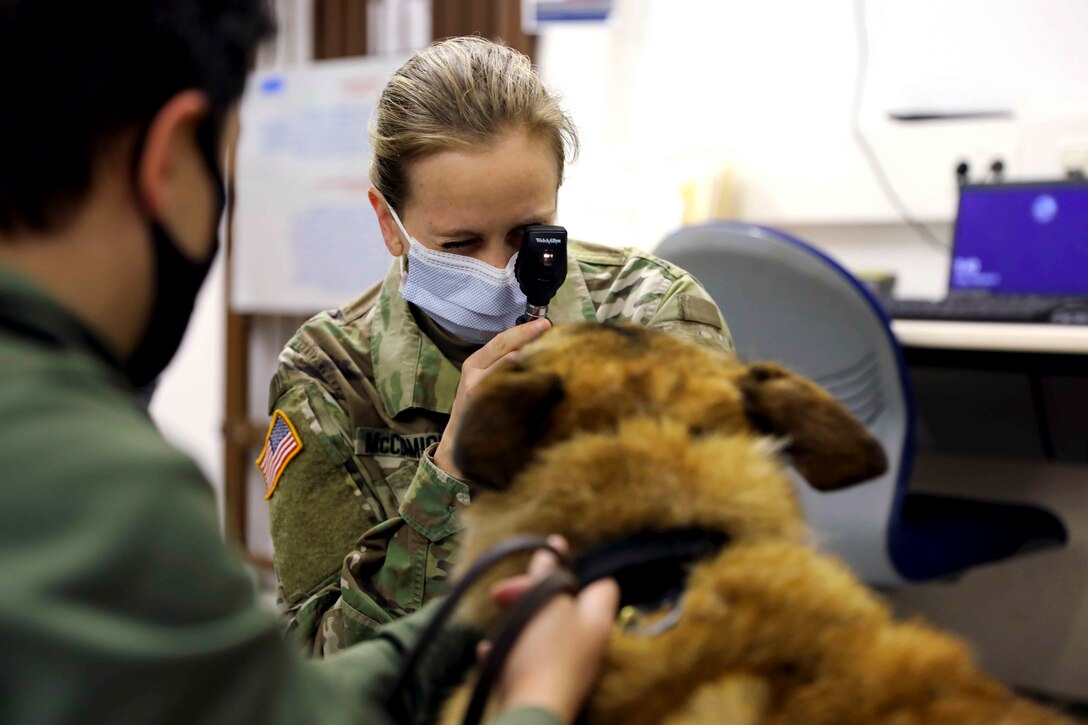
[
  {"x1": 380, "y1": 464, "x2": 417, "y2": 507},
  {"x1": 339, "y1": 587, "x2": 396, "y2": 644}
]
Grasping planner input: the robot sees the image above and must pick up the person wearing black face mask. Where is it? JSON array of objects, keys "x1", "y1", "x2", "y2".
[
  {"x1": 0, "y1": 2, "x2": 618, "y2": 724},
  {"x1": 124, "y1": 116, "x2": 227, "y2": 388},
  {"x1": 129, "y1": 117, "x2": 224, "y2": 410}
]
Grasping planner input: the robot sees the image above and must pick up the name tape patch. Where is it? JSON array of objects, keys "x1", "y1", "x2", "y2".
[{"x1": 356, "y1": 428, "x2": 441, "y2": 460}]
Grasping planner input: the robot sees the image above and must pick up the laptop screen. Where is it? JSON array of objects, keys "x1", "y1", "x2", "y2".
[{"x1": 950, "y1": 182, "x2": 1088, "y2": 296}]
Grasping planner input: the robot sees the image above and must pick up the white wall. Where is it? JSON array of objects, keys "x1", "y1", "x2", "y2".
[{"x1": 540, "y1": 0, "x2": 1088, "y2": 290}]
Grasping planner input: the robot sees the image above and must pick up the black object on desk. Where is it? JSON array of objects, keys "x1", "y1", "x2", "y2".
[{"x1": 883, "y1": 295, "x2": 1088, "y2": 324}]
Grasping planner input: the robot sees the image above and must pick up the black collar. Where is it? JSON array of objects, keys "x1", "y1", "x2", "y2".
[{"x1": 574, "y1": 527, "x2": 729, "y2": 610}]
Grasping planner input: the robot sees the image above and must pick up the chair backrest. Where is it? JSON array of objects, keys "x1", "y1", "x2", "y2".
[{"x1": 656, "y1": 222, "x2": 916, "y2": 584}]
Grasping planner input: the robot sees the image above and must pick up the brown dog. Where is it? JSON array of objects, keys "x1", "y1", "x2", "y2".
[{"x1": 443, "y1": 323, "x2": 1074, "y2": 724}]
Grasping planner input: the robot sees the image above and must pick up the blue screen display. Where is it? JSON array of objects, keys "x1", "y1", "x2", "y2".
[{"x1": 951, "y1": 184, "x2": 1088, "y2": 295}]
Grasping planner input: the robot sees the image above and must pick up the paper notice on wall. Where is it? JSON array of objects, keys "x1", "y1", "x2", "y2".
[{"x1": 232, "y1": 55, "x2": 410, "y2": 314}]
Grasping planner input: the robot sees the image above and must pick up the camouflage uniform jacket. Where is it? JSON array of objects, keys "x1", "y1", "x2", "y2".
[{"x1": 267, "y1": 239, "x2": 734, "y2": 656}]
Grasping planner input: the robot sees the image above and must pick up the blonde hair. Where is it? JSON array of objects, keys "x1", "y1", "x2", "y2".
[{"x1": 369, "y1": 36, "x2": 579, "y2": 212}]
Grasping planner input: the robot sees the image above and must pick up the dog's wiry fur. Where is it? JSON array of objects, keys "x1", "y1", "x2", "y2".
[{"x1": 445, "y1": 323, "x2": 1073, "y2": 724}]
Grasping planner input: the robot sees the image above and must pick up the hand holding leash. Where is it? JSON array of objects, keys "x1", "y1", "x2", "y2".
[
  {"x1": 387, "y1": 535, "x2": 618, "y2": 725},
  {"x1": 481, "y1": 539, "x2": 618, "y2": 724}
]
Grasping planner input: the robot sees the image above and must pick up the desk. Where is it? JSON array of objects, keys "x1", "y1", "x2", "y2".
[
  {"x1": 890, "y1": 318, "x2": 1088, "y2": 462},
  {"x1": 891, "y1": 320, "x2": 1088, "y2": 375},
  {"x1": 892, "y1": 320, "x2": 1088, "y2": 355}
]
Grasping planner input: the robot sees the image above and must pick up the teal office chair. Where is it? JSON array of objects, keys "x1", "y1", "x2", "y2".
[{"x1": 656, "y1": 222, "x2": 1067, "y2": 585}]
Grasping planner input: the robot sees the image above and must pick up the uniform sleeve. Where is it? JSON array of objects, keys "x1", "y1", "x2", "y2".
[
  {"x1": 649, "y1": 271, "x2": 736, "y2": 354},
  {"x1": 299, "y1": 442, "x2": 469, "y2": 656},
  {"x1": 268, "y1": 383, "x2": 389, "y2": 643},
  {"x1": 314, "y1": 599, "x2": 564, "y2": 725},
  {"x1": 270, "y1": 351, "x2": 469, "y2": 656},
  {"x1": 592, "y1": 253, "x2": 734, "y2": 354},
  {"x1": 326, "y1": 607, "x2": 566, "y2": 725}
]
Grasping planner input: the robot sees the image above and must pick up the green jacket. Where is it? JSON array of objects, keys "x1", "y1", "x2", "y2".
[
  {"x1": 267, "y1": 240, "x2": 733, "y2": 655},
  {"x1": 0, "y1": 265, "x2": 557, "y2": 725}
]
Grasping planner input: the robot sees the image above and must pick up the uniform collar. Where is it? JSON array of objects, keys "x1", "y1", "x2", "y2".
[
  {"x1": 0, "y1": 264, "x2": 128, "y2": 378},
  {"x1": 370, "y1": 247, "x2": 598, "y2": 419},
  {"x1": 370, "y1": 260, "x2": 460, "y2": 419}
]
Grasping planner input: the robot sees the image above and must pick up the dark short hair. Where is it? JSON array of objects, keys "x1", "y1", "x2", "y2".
[{"x1": 0, "y1": 0, "x2": 275, "y2": 234}]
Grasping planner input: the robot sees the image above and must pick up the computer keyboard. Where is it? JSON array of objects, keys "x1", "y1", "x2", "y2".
[{"x1": 882, "y1": 296, "x2": 1088, "y2": 324}]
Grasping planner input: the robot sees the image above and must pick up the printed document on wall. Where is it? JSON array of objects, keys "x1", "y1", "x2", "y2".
[{"x1": 233, "y1": 55, "x2": 409, "y2": 313}]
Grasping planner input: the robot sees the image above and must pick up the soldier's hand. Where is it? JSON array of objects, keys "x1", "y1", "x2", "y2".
[
  {"x1": 486, "y1": 536, "x2": 619, "y2": 724},
  {"x1": 433, "y1": 318, "x2": 552, "y2": 479}
]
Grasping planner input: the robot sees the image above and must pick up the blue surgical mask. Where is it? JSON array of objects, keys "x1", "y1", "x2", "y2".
[{"x1": 387, "y1": 205, "x2": 526, "y2": 345}]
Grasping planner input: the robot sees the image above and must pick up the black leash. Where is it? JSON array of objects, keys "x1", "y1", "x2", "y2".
[
  {"x1": 387, "y1": 536, "x2": 565, "y2": 721},
  {"x1": 461, "y1": 567, "x2": 580, "y2": 725},
  {"x1": 388, "y1": 528, "x2": 727, "y2": 724}
]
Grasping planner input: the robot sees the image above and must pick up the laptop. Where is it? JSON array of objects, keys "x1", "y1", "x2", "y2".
[{"x1": 884, "y1": 180, "x2": 1088, "y2": 324}]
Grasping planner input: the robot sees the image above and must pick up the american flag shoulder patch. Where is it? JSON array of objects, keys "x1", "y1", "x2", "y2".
[{"x1": 256, "y1": 410, "x2": 303, "y2": 500}]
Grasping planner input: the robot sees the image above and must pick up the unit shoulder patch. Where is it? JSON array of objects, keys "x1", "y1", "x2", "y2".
[
  {"x1": 679, "y1": 293, "x2": 723, "y2": 329},
  {"x1": 257, "y1": 410, "x2": 304, "y2": 499}
]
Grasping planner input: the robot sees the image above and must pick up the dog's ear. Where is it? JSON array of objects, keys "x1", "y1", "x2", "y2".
[
  {"x1": 452, "y1": 369, "x2": 566, "y2": 491},
  {"x1": 739, "y1": 362, "x2": 888, "y2": 491}
]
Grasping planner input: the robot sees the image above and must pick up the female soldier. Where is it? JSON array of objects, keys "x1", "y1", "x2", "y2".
[{"x1": 264, "y1": 36, "x2": 733, "y2": 656}]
